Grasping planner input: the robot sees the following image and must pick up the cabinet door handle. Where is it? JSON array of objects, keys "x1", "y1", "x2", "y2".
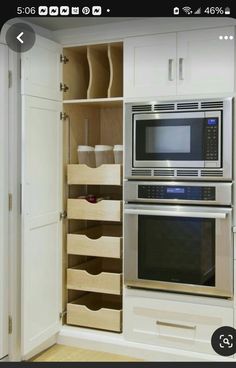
[
  {"x1": 179, "y1": 58, "x2": 184, "y2": 80},
  {"x1": 168, "y1": 59, "x2": 174, "y2": 81},
  {"x1": 156, "y1": 320, "x2": 196, "y2": 330}
]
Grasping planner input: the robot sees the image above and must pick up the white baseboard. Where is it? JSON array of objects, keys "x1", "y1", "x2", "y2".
[
  {"x1": 57, "y1": 325, "x2": 234, "y2": 362},
  {"x1": 22, "y1": 335, "x2": 57, "y2": 361}
]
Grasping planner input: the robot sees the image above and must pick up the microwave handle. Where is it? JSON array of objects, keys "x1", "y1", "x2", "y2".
[{"x1": 125, "y1": 208, "x2": 227, "y2": 219}]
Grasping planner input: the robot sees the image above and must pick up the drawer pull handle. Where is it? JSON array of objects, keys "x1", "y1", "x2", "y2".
[{"x1": 156, "y1": 320, "x2": 196, "y2": 330}]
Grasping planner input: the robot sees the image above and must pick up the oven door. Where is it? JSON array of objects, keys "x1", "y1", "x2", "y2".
[
  {"x1": 133, "y1": 111, "x2": 221, "y2": 168},
  {"x1": 124, "y1": 204, "x2": 233, "y2": 298}
]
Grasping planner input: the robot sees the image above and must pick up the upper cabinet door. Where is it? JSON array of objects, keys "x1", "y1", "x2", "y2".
[
  {"x1": 124, "y1": 33, "x2": 177, "y2": 98},
  {"x1": 21, "y1": 35, "x2": 62, "y2": 101},
  {"x1": 177, "y1": 27, "x2": 235, "y2": 95}
]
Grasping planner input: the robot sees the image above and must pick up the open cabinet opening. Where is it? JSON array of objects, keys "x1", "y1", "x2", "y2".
[
  {"x1": 63, "y1": 59, "x2": 123, "y2": 332},
  {"x1": 63, "y1": 43, "x2": 123, "y2": 101}
]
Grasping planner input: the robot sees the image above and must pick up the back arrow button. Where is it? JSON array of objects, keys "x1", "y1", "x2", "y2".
[
  {"x1": 6, "y1": 23, "x2": 35, "y2": 52},
  {"x1": 16, "y1": 32, "x2": 24, "y2": 44}
]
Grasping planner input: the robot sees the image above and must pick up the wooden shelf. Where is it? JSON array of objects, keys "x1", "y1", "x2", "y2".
[
  {"x1": 67, "y1": 293, "x2": 122, "y2": 332},
  {"x1": 63, "y1": 97, "x2": 123, "y2": 107},
  {"x1": 67, "y1": 258, "x2": 122, "y2": 295},
  {"x1": 67, "y1": 199, "x2": 122, "y2": 222},
  {"x1": 67, "y1": 164, "x2": 122, "y2": 186},
  {"x1": 67, "y1": 224, "x2": 122, "y2": 259}
]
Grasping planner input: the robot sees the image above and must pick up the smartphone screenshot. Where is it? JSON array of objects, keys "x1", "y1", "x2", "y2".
[{"x1": 0, "y1": 0, "x2": 236, "y2": 365}]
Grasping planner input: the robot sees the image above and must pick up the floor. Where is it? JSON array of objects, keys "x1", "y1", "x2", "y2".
[{"x1": 31, "y1": 344, "x2": 142, "y2": 362}]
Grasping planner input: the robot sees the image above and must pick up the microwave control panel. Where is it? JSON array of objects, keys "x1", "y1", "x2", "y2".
[
  {"x1": 138, "y1": 185, "x2": 216, "y2": 201},
  {"x1": 204, "y1": 118, "x2": 219, "y2": 160}
]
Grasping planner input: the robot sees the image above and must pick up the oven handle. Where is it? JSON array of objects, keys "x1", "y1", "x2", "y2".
[{"x1": 124, "y1": 209, "x2": 227, "y2": 219}]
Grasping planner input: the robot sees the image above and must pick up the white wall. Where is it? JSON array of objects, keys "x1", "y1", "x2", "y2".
[{"x1": 53, "y1": 17, "x2": 236, "y2": 45}]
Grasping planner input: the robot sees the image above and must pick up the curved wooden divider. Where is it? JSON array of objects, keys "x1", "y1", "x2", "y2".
[
  {"x1": 87, "y1": 44, "x2": 110, "y2": 99},
  {"x1": 108, "y1": 43, "x2": 123, "y2": 97}
]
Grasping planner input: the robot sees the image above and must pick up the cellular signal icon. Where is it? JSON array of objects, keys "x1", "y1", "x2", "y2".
[
  {"x1": 182, "y1": 6, "x2": 192, "y2": 14},
  {"x1": 194, "y1": 7, "x2": 201, "y2": 15}
]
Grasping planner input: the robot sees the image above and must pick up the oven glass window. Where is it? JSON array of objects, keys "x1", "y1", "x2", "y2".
[
  {"x1": 138, "y1": 215, "x2": 215, "y2": 286},
  {"x1": 135, "y1": 118, "x2": 205, "y2": 162}
]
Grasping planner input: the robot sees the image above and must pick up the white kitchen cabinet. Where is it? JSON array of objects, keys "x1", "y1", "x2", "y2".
[
  {"x1": 21, "y1": 36, "x2": 62, "y2": 101},
  {"x1": 177, "y1": 27, "x2": 235, "y2": 95},
  {"x1": 19, "y1": 26, "x2": 236, "y2": 361},
  {"x1": 124, "y1": 33, "x2": 177, "y2": 98},
  {"x1": 20, "y1": 35, "x2": 124, "y2": 358},
  {"x1": 21, "y1": 95, "x2": 62, "y2": 356},
  {"x1": 124, "y1": 27, "x2": 235, "y2": 98},
  {"x1": 124, "y1": 293, "x2": 234, "y2": 355}
]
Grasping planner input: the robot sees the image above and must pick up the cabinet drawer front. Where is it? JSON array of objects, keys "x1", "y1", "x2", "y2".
[
  {"x1": 67, "y1": 303, "x2": 122, "y2": 332},
  {"x1": 67, "y1": 268, "x2": 122, "y2": 295},
  {"x1": 67, "y1": 164, "x2": 122, "y2": 185},
  {"x1": 67, "y1": 199, "x2": 121, "y2": 222},
  {"x1": 124, "y1": 296, "x2": 233, "y2": 354},
  {"x1": 67, "y1": 233, "x2": 122, "y2": 258}
]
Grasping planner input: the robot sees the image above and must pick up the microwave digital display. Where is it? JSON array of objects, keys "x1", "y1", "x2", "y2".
[{"x1": 207, "y1": 119, "x2": 217, "y2": 125}]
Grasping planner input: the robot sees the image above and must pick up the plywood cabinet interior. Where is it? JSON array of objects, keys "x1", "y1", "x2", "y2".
[
  {"x1": 63, "y1": 43, "x2": 123, "y2": 100},
  {"x1": 62, "y1": 47, "x2": 89, "y2": 100},
  {"x1": 63, "y1": 43, "x2": 123, "y2": 332}
]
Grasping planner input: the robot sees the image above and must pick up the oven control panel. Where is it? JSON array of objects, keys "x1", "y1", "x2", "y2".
[{"x1": 138, "y1": 185, "x2": 216, "y2": 200}]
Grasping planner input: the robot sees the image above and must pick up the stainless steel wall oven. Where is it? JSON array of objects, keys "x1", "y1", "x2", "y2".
[{"x1": 124, "y1": 181, "x2": 233, "y2": 298}]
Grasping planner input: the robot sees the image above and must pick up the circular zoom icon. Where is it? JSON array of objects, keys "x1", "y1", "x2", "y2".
[
  {"x1": 211, "y1": 326, "x2": 236, "y2": 356},
  {"x1": 82, "y1": 7, "x2": 90, "y2": 15}
]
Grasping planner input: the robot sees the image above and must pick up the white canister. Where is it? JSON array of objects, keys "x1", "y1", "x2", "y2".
[
  {"x1": 113, "y1": 145, "x2": 123, "y2": 164},
  {"x1": 95, "y1": 145, "x2": 114, "y2": 167},
  {"x1": 77, "y1": 145, "x2": 96, "y2": 167}
]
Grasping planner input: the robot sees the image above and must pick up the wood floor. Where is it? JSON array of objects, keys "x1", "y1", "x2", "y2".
[{"x1": 31, "y1": 344, "x2": 142, "y2": 362}]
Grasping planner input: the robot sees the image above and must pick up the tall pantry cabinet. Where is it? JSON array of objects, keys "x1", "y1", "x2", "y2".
[{"x1": 21, "y1": 35, "x2": 123, "y2": 357}]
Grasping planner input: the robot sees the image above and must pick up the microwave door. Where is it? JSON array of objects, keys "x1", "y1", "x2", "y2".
[
  {"x1": 124, "y1": 204, "x2": 233, "y2": 298},
  {"x1": 133, "y1": 112, "x2": 205, "y2": 168}
]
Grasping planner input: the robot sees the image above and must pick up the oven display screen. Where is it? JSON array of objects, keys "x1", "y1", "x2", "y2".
[{"x1": 166, "y1": 187, "x2": 185, "y2": 194}]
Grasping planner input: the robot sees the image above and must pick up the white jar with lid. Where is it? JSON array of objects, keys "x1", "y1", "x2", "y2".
[
  {"x1": 77, "y1": 145, "x2": 96, "y2": 167},
  {"x1": 113, "y1": 145, "x2": 123, "y2": 164},
  {"x1": 95, "y1": 145, "x2": 114, "y2": 167}
]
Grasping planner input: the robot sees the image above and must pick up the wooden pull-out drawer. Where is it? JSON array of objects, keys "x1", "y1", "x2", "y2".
[
  {"x1": 67, "y1": 258, "x2": 122, "y2": 295},
  {"x1": 124, "y1": 294, "x2": 233, "y2": 355},
  {"x1": 67, "y1": 164, "x2": 122, "y2": 185},
  {"x1": 67, "y1": 293, "x2": 122, "y2": 332},
  {"x1": 67, "y1": 199, "x2": 122, "y2": 222},
  {"x1": 67, "y1": 224, "x2": 122, "y2": 259}
]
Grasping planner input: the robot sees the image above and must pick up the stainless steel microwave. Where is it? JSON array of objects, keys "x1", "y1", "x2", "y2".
[{"x1": 125, "y1": 98, "x2": 232, "y2": 180}]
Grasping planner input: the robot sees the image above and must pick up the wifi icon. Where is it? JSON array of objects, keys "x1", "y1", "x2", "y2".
[{"x1": 182, "y1": 6, "x2": 192, "y2": 14}]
